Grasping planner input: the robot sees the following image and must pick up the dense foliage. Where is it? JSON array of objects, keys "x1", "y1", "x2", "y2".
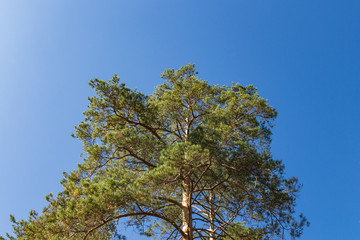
[{"x1": 2, "y1": 64, "x2": 308, "y2": 240}]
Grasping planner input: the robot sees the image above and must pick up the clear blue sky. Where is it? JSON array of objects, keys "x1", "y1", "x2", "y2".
[{"x1": 1, "y1": 1, "x2": 359, "y2": 239}]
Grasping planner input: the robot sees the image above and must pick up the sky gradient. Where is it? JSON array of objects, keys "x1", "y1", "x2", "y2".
[{"x1": 1, "y1": 1, "x2": 360, "y2": 239}]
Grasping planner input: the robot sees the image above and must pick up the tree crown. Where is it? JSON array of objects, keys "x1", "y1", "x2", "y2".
[{"x1": 3, "y1": 64, "x2": 308, "y2": 240}]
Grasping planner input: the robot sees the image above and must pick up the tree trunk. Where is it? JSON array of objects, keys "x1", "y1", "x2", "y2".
[
  {"x1": 182, "y1": 118, "x2": 193, "y2": 240},
  {"x1": 182, "y1": 176, "x2": 193, "y2": 240},
  {"x1": 209, "y1": 191, "x2": 215, "y2": 240}
]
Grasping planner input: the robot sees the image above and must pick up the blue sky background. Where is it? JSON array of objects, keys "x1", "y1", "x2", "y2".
[{"x1": 1, "y1": 1, "x2": 359, "y2": 239}]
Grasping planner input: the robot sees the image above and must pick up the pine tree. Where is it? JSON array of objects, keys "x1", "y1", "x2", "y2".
[{"x1": 3, "y1": 64, "x2": 308, "y2": 240}]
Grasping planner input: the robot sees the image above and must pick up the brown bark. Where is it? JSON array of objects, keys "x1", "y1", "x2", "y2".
[
  {"x1": 209, "y1": 191, "x2": 215, "y2": 240},
  {"x1": 182, "y1": 176, "x2": 193, "y2": 240},
  {"x1": 182, "y1": 117, "x2": 193, "y2": 240}
]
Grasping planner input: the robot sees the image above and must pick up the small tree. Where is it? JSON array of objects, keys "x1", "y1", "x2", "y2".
[{"x1": 3, "y1": 64, "x2": 308, "y2": 240}]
